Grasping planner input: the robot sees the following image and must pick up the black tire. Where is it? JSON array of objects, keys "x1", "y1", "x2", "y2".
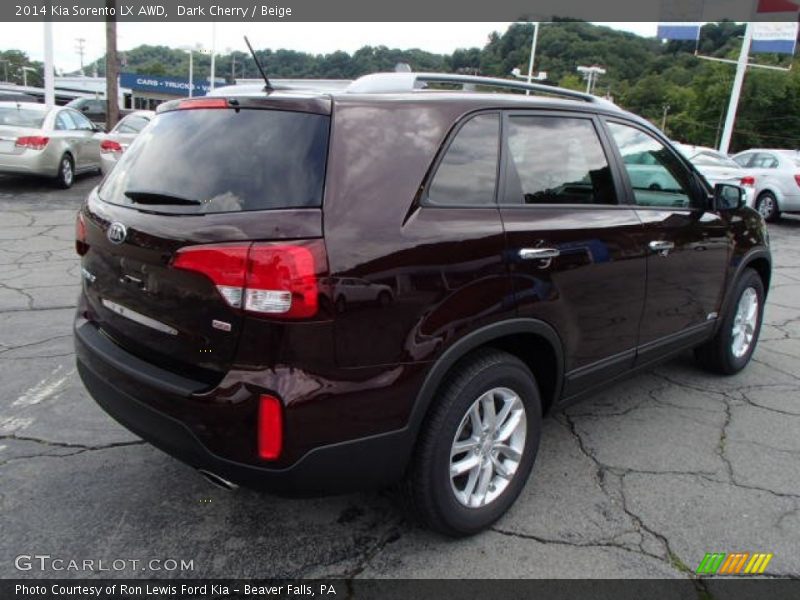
[
  {"x1": 694, "y1": 268, "x2": 765, "y2": 375},
  {"x1": 404, "y1": 348, "x2": 542, "y2": 536},
  {"x1": 55, "y1": 154, "x2": 74, "y2": 189},
  {"x1": 756, "y1": 192, "x2": 780, "y2": 223}
]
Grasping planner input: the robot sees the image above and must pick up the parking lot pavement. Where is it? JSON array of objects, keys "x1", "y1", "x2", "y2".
[{"x1": 0, "y1": 175, "x2": 798, "y2": 580}]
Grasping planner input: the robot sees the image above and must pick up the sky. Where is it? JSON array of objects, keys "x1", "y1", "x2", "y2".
[{"x1": 1, "y1": 22, "x2": 659, "y2": 74}]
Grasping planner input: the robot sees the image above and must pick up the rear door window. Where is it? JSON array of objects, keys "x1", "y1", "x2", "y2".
[
  {"x1": 426, "y1": 113, "x2": 500, "y2": 206},
  {"x1": 502, "y1": 115, "x2": 617, "y2": 205},
  {"x1": 99, "y1": 108, "x2": 330, "y2": 214}
]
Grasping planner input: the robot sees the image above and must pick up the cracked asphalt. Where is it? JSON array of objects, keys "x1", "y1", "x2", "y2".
[{"x1": 0, "y1": 172, "x2": 798, "y2": 581}]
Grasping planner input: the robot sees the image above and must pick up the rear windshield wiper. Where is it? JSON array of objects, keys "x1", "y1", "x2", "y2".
[{"x1": 124, "y1": 190, "x2": 202, "y2": 206}]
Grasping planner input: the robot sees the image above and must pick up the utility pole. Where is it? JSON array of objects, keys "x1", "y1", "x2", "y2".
[
  {"x1": 661, "y1": 103, "x2": 670, "y2": 133},
  {"x1": 209, "y1": 22, "x2": 216, "y2": 90},
  {"x1": 105, "y1": 0, "x2": 119, "y2": 130},
  {"x1": 718, "y1": 23, "x2": 753, "y2": 154},
  {"x1": 577, "y1": 65, "x2": 606, "y2": 95},
  {"x1": 75, "y1": 37, "x2": 86, "y2": 75}
]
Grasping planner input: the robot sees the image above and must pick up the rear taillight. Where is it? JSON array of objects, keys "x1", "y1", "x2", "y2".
[
  {"x1": 258, "y1": 394, "x2": 283, "y2": 460},
  {"x1": 740, "y1": 176, "x2": 755, "y2": 187},
  {"x1": 172, "y1": 240, "x2": 326, "y2": 319},
  {"x1": 100, "y1": 139, "x2": 123, "y2": 153},
  {"x1": 15, "y1": 136, "x2": 49, "y2": 150},
  {"x1": 75, "y1": 212, "x2": 88, "y2": 256},
  {"x1": 794, "y1": 174, "x2": 800, "y2": 188}
]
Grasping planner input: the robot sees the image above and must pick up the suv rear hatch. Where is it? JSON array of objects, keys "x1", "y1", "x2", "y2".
[{"x1": 79, "y1": 96, "x2": 331, "y2": 385}]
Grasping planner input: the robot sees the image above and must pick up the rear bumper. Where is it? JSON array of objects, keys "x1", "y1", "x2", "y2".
[
  {"x1": 0, "y1": 149, "x2": 58, "y2": 177},
  {"x1": 74, "y1": 318, "x2": 412, "y2": 495}
]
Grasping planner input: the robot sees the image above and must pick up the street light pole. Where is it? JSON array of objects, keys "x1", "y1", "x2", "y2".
[
  {"x1": 209, "y1": 22, "x2": 216, "y2": 90},
  {"x1": 188, "y1": 49, "x2": 193, "y2": 97}
]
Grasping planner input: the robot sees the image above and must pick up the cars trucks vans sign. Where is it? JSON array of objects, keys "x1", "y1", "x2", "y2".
[{"x1": 119, "y1": 72, "x2": 224, "y2": 97}]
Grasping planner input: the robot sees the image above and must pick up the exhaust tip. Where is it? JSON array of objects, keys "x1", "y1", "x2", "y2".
[{"x1": 198, "y1": 469, "x2": 239, "y2": 491}]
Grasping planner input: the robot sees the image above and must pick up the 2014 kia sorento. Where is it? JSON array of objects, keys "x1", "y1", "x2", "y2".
[{"x1": 74, "y1": 72, "x2": 771, "y2": 536}]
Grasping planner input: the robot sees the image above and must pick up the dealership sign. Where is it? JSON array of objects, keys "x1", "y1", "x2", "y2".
[{"x1": 119, "y1": 72, "x2": 225, "y2": 97}]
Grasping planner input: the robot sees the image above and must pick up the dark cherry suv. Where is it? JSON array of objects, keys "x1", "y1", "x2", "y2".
[{"x1": 74, "y1": 73, "x2": 771, "y2": 535}]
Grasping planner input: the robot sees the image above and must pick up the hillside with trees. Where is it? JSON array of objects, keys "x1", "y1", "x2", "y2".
[{"x1": 3, "y1": 20, "x2": 799, "y2": 151}]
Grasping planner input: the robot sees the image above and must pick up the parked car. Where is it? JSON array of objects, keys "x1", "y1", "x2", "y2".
[
  {"x1": 674, "y1": 143, "x2": 754, "y2": 209},
  {"x1": 0, "y1": 101, "x2": 104, "y2": 187},
  {"x1": 0, "y1": 90, "x2": 41, "y2": 103},
  {"x1": 732, "y1": 148, "x2": 800, "y2": 221},
  {"x1": 74, "y1": 73, "x2": 770, "y2": 536},
  {"x1": 66, "y1": 97, "x2": 108, "y2": 127},
  {"x1": 99, "y1": 111, "x2": 155, "y2": 175},
  {"x1": 328, "y1": 276, "x2": 394, "y2": 312}
]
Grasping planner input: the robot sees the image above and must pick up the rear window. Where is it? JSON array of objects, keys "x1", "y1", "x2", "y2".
[
  {"x1": 0, "y1": 107, "x2": 46, "y2": 128},
  {"x1": 99, "y1": 108, "x2": 330, "y2": 214}
]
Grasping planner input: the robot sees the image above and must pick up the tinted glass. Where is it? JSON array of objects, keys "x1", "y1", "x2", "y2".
[
  {"x1": 607, "y1": 122, "x2": 692, "y2": 208},
  {"x1": 733, "y1": 153, "x2": 753, "y2": 167},
  {"x1": 503, "y1": 116, "x2": 617, "y2": 205},
  {"x1": 115, "y1": 115, "x2": 149, "y2": 134},
  {"x1": 0, "y1": 107, "x2": 46, "y2": 128},
  {"x1": 99, "y1": 108, "x2": 330, "y2": 215},
  {"x1": 427, "y1": 113, "x2": 499, "y2": 205},
  {"x1": 57, "y1": 111, "x2": 77, "y2": 130}
]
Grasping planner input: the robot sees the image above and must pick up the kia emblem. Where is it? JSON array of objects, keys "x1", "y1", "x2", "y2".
[{"x1": 107, "y1": 222, "x2": 127, "y2": 245}]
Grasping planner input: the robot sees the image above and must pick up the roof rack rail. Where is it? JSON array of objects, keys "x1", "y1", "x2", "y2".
[{"x1": 346, "y1": 72, "x2": 603, "y2": 104}]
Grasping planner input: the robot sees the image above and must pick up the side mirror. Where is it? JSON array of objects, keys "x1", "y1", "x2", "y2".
[{"x1": 711, "y1": 183, "x2": 744, "y2": 212}]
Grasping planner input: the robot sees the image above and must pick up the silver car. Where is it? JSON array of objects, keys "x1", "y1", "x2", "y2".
[
  {"x1": 675, "y1": 144, "x2": 754, "y2": 209},
  {"x1": 99, "y1": 111, "x2": 154, "y2": 175},
  {"x1": 0, "y1": 102, "x2": 103, "y2": 188},
  {"x1": 732, "y1": 148, "x2": 800, "y2": 222}
]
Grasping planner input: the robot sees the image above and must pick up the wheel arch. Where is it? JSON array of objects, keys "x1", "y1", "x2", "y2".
[
  {"x1": 717, "y1": 249, "x2": 772, "y2": 335},
  {"x1": 408, "y1": 319, "x2": 565, "y2": 439}
]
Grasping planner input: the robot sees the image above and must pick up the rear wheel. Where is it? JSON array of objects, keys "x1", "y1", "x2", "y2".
[
  {"x1": 55, "y1": 154, "x2": 74, "y2": 189},
  {"x1": 756, "y1": 192, "x2": 780, "y2": 222},
  {"x1": 404, "y1": 349, "x2": 541, "y2": 536},
  {"x1": 695, "y1": 268, "x2": 765, "y2": 375}
]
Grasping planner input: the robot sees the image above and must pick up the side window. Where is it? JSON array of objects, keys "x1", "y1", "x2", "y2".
[
  {"x1": 752, "y1": 153, "x2": 779, "y2": 169},
  {"x1": 427, "y1": 113, "x2": 499, "y2": 206},
  {"x1": 733, "y1": 153, "x2": 753, "y2": 168},
  {"x1": 607, "y1": 122, "x2": 693, "y2": 209},
  {"x1": 70, "y1": 110, "x2": 94, "y2": 130},
  {"x1": 55, "y1": 112, "x2": 73, "y2": 131},
  {"x1": 116, "y1": 116, "x2": 149, "y2": 134},
  {"x1": 503, "y1": 116, "x2": 617, "y2": 205}
]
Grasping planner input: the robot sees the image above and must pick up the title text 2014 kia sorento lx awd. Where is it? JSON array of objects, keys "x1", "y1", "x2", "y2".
[{"x1": 74, "y1": 73, "x2": 770, "y2": 536}]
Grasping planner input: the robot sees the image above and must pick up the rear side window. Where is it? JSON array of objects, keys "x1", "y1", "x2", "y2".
[
  {"x1": 427, "y1": 113, "x2": 499, "y2": 206},
  {"x1": 503, "y1": 116, "x2": 617, "y2": 205},
  {"x1": 100, "y1": 108, "x2": 330, "y2": 214},
  {"x1": 0, "y1": 107, "x2": 46, "y2": 128}
]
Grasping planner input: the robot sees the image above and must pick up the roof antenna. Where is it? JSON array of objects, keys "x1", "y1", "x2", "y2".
[{"x1": 244, "y1": 35, "x2": 273, "y2": 93}]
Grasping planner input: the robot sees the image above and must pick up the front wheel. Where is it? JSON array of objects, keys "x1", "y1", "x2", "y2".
[
  {"x1": 404, "y1": 349, "x2": 541, "y2": 536},
  {"x1": 695, "y1": 268, "x2": 765, "y2": 375},
  {"x1": 756, "y1": 192, "x2": 780, "y2": 222}
]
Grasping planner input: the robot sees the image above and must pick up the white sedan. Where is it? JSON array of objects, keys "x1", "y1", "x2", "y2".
[
  {"x1": 732, "y1": 148, "x2": 800, "y2": 222},
  {"x1": 674, "y1": 144, "x2": 755, "y2": 210}
]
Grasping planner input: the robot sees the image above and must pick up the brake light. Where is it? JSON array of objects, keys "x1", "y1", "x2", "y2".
[
  {"x1": 172, "y1": 240, "x2": 326, "y2": 319},
  {"x1": 75, "y1": 212, "x2": 88, "y2": 256},
  {"x1": 795, "y1": 174, "x2": 800, "y2": 188},
  {"x1": 177, "y1": 98, "x2": 229, "y2": 110},
  {"x1": 15, "y1": 136, "x2": 49, "y2": 150},
  {"x1": 258, "y1": 394, "x2": 283, "y2": 460},
  {"x1": 100, "y1": 139, "x2": 123, "y2": 153},
  {"x1": 740, "y1": 176, "x2": 755, "y2": 187}
]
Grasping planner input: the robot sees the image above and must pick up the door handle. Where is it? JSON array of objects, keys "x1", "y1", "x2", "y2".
[
  {"x1": 648, "y1": 240, "x2": 675, "y2": 255},
  {"x1": 519, "y1": 248, "x2": 560, "y2": 260}
]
